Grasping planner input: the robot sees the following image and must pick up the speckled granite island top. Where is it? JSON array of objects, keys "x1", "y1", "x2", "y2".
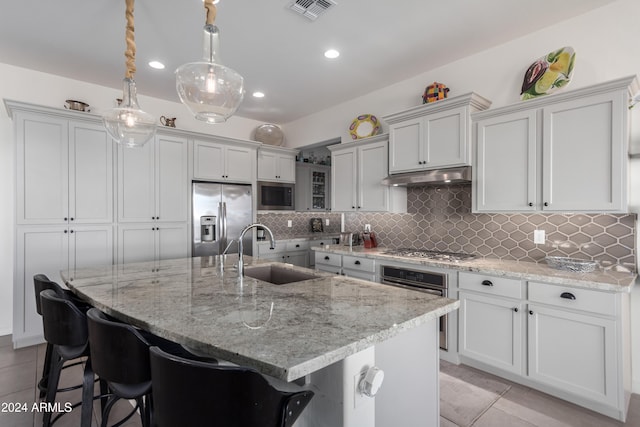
[
  {"x1": 60, "y1": 256, "x2": 458, "y2": 382},
  {"x1": 313, "y1": 246, "x2": 637, "y2": 292}
]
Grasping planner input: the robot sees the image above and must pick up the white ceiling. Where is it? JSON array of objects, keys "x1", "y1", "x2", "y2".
[{"x1": 0, "y1": 0, "x2": 617, "y2": 124}]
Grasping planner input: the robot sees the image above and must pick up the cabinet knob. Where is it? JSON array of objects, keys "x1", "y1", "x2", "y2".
[
  {"x1": 544, "y1": 202, "x2": 549, "y2": 207},
  {"x1": 70, "y1": 230, "x2": 74, "y2": 234},
  {"x1": 481, "y1": 280, "x2": 493, "y2": 287},
  {"x1": 513, "y1": 307, "x2": 519, "y2": 312},
  {"x1": 357, "y1": 206, "x2": 361, "y2": 209},
  {"x1": 324, "y1": 256, "x2": 330, "y2": 260},
  {"x1": 64, "y1": 230, "x2": 68, "y2": 234},
  {"x1": 354, "y1": 260, "x2": 361, "y2": 265},
  {"x1": 529, "y1": 310, "x2": 534, "y2": 315},
  {"x1": 528, "y1": 202, "x2": 533, "y2": 207},
  {"x1": 70, "y1": 217, "x2": 74, "y2": 221},
  {"x1": 352, "y1": 206, "x2": 355, "y2": 209},
  {"x1": 320, "y1": 242, "x2": 325, "y2": 245},
  {"x1": 560, "y1": 292, "x2": 576, "y2": 300},
  {"x1": 152, "y1": 217, "x2": 156, "y2": 220},
  {"x1": 64, "y1": 217, "x2": 68, "y2": 221},
  {"x1": 295, "y1": 244, "x2": 300, "y2": 248}
]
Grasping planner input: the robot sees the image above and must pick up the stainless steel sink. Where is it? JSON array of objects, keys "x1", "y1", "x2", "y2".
[{"x1": 243, "y1": 265, "x2": 320, "y2": 285}]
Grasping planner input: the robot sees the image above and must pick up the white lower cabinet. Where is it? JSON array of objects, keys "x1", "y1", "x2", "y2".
[
  {"x1": 314, "y1": 251, "x2": 342, "y2": 275},
  {"x1": 14, "y1": 225, "x2": 113, "y2": 347},
  {"x1": 256, "y1": 240, "x2": 310, "y2": 268},
  {"x1": 341, "y1": 255, "x2": 376, "y2": 281},
  {"x1": 458, "y1": 291, "x2": 523, "y2": 375},
  {"x1": 458, "y1": 272, "x2": 631, "y2": 421},
  {"x1": 117, "y1": 223, "x2": 188, "y2": 264}
]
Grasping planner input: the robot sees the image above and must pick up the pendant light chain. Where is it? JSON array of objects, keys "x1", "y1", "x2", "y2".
[
  {"x1": 124, "y1": 0, "x2": 136, "y2": 79},
  {"x1": 204, "y1": 0, "x2": 217, "y2": 25}
]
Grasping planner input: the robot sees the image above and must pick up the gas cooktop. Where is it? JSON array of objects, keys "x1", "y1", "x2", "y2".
[{"x1": 383, "y1": 248, "x2": 476, "y2": 262}]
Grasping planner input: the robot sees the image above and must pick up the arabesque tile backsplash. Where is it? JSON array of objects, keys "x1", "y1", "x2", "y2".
[{"x1": 345, "y1": 185, "x2": 637, "y2": 271}]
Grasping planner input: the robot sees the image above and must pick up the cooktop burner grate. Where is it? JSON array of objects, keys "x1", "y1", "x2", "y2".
[{"x1": 383, "y1": 248, "x2": 476, "y2": 262}]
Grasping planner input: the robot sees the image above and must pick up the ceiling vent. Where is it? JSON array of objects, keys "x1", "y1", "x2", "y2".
[{"x1": 289, "y1": 0, "x2": 337, "y2": 21}]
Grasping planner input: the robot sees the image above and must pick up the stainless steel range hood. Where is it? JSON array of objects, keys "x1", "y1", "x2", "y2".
[{"x1": 381, "y1": 166, "x2": 472, "y2": 186}]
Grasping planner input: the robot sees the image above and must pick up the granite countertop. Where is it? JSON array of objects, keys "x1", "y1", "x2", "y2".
[
  {"x1": 61, "y1": 256, "x2": 458, "y2": 382},
  {"x1": 312, "y1": 246, "x2": 637, "y2": 292}
]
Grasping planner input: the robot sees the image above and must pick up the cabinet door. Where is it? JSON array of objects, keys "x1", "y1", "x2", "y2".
[
  {"x1": 295, "y1": 165, "x2": 311, "y2": 211},
  {"x1": 117, "y1": 224, "x2": 156, "y2": 264},
  {"x1": 358, "y1": 141, "x2": 389, "y2": 211},
  {"x1": 68, "y1": 225, "x2": 113, "y2": 272},
  {"x1": 459, "y1": 291, "x2": 523, "y2": 375},
  {"x1": 118, "y1": 140, "x2": 155, "y2": 222},
  {"x1": 156, "y1": 134, "x2": 188, "y2": 222},
  {"x1": 16, "y1": 114, "x2": 69, "y2": 224},
  {"x1": 311, "y1": 168, "x2": 330, "y2": 210},
  {"x1": 475, "y1": 110, "x2": 537, "y2": 212},
  {"x1": 278, "y1": 154, "x2": 296, "y2": 182},
  {"x1": 157, "y1": 223, "x2": 189, "y2": 260},
  {"x1": 193, "y1": 140, "x2": 226, "y2": 180},
  {"x1": 543, "y1": 91, "x2": 626, "y2": 211},
  {"x1": 284, "y1": 251, "x2": 309, "y2": 268},
  {"x1": 528, "y1": 304, "x2": 617, "y2": 405},
  {"x1": 257, "y1": 150, "x2": 278, "y2": 180},
  {"x1": 331, "y1": 148, "x2": 357, "y2": 211},
  {"x1": 15, "y1": 226, "x2": 69, "y2": 345},
  {"x1": 425, "y1": 106, "x2": 469, "y2": 168},
  {"x1": 69, "y1": 122, "x2": 114, "y2": 224},
  {"x1": 388, "y1": 118, "x2": 423, "y2": 173},
  {"x1": 226, "y1": 146, "x2": 255, "y2": 183}
]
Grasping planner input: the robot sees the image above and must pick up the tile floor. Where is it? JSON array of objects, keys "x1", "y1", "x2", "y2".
[{"x1": 1, "y1": 334, "x2": 639, "y2": 427}]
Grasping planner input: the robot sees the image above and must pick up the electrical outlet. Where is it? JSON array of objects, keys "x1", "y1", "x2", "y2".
[
  {"x1": 534, "y1": 229, "x2": 545, "y2": 244},
  {"x1": 325, "y1": 218, "x2": 330, "y2": 226},
  {"x1": 287, "y1": 220, "x2": 292, "y2": 228},
  {"x1": 364, "y1": 224, "x2": 371, "y2": 232}
]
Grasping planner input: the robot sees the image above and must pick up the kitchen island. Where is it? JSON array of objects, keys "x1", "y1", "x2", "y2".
[{"x1": 61, "y1": 255, "x2": 459, "y2": 427}]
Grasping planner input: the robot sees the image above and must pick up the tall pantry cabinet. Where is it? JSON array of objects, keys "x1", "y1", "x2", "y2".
[{"x1": 8, "y1": 101, "x2": 115, "y2": 347}]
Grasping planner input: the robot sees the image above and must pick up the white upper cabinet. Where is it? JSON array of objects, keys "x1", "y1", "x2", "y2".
[
  {"x1": 329, "y1": 135, "x2": 406, "y2": 212},
  {"x1": 14, "y1": 110, "x2": 114, "y2": 225},
  {"x1": 193, "y1": 139, "x2": 257, "y2": 183},
  {"x1": 118, "y1": 132, "x2": 188, "y2": 223},
  {"x1": 257, "y1": 146, "x2": 297, "y2": 183},
  {"x1": 473, "y1": 76, "x2": 639, "y2": 213},
  {"x1": 384, "y1": 93, "x2": 491, "y2": 174}
]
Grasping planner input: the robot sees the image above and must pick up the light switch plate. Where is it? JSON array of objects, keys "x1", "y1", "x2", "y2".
[
  {"x1": 325, "y1": 219, "x2": 330, "y2": 226},
  {"x1": 287, "y1": 220, "x2": 292, "y2": 228},
  {"x1": 534, "y1": 229, "x2": 545, "y2": 244}
]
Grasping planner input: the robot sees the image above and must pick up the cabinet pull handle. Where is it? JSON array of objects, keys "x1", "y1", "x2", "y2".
[
  {"x1": 324, "y1": 256, "x2": 330, "y2": 260},
  {"x1": 481, "y1": 280, "x2": 493, "y2": 287},
  {"x1": 529, "y1": 310, "x2": 534, "y2": 315},
  {"x1": 560, "y1": 292, "x2": 576, "y2": 300},
  {"x1": 296, "y1": 244, "x2": 300, "y2": 248},
  {"x1": 354, "y1": 260, "x2": 361, "y2": 265},
  {"x1": 320, "y1": 242, "x2": 325, "y2": 245},
  {"x1": 513, "y1": 307, "x2": 519, "y2": 312}
]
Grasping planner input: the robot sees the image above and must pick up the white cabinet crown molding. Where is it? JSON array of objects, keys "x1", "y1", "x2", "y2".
[
  {"x1": 471, "y1": 75, "x2": 639, "y2": 121},
  {"x1": 327, "y1": 133, "x2": 389, "y2": 151},
  {"x1": 381, "y1": 92, "x2": 492, "y2": 124}
]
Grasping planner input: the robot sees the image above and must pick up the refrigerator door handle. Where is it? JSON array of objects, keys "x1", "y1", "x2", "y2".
[
  {"x1": 217, "y1": 202, "x2": 224, "y2": 248},
  {"x1": 222, "y1": 202, "x2": 228, "y2": 248}
]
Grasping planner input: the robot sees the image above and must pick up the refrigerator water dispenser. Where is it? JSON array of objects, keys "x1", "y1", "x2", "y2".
[{"x1": 200, "y1": 216, "x2": 216, "y2": 242}]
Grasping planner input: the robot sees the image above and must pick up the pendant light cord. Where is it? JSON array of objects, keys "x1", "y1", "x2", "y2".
[
  {"x1": 205, "y1": 0, "x2": 217, "y2": 25},
  {"x1": 124, "y1": 0, "x2": 136, "y2": 79}
]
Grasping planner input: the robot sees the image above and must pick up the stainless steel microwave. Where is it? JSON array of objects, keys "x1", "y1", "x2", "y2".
[{"x1": 257, "y1": 181, "x2": 295, "y2": 210}]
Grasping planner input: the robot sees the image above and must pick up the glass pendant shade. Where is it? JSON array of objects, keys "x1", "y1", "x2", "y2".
[
  {"x1": 176, "y1": 24, "x2": 244, "y2": 123},
  {"x1": 103, "y1": 78, "x2": 156, "y2": 148}
]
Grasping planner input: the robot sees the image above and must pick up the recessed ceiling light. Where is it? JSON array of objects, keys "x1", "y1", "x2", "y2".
[
  {"x1": 324, "y1": 49, "x2": 340, "y2": 59},
  {"x1": 148, "y1": 61, "x2": 165, "y2": 70},
  {"x1": 252, "y1": 91, "x2": 265, "y2": 98}
]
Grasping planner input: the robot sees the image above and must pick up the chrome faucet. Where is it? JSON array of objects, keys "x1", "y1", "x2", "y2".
[{"x1": 238, "y1": 223, "x2": 275, "y2": 276}]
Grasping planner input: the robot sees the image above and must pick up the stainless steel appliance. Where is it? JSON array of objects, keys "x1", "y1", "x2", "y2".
[
  {"x1": 192, "y1": 181, "x2": 253, "y2": 257},
  {"x1": 257, "y1": 181, "x2": 295, "y2": 210},
  {"x1": 380, "y1": 265, "x2": 449, "y2": 350}
]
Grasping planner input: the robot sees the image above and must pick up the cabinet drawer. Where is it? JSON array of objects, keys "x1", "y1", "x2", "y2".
[
  {"x1": 342, "y1": 255, "x2": 375, "y2": 273},
  {"x1": 344, "y1": 270, "x2": 376, "y2": 282},
  {"x1": 286, "y1": 241, "x2": 310, "y2": 251},
  {"x1": 528, "y1": 282, "x2": 616, "y2": 316},
  {"x1": 315, "y1": 252, "x2": 341, "y2": 268},
  {"x1": 257, "y1": 242, "x2": 285, "y2": 256},
  {"x1": 459, "y1": 272, "x2": 524, "y2": 299}
]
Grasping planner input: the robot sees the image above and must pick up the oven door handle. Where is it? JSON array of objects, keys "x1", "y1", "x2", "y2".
[{"x1": 381, "y1": 278, "x2": 444, "y2": 296}]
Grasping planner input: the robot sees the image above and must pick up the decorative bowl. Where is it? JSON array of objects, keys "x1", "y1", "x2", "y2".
[{"x1": 545, "y1": 256, "x2": 597, "y2": 273}]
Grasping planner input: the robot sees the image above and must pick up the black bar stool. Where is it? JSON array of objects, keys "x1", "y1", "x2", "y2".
[
  {"x1": 33, "y1": 274, "x2": 90, "y2": 398},
  {"x1": 149, "y1": 346, "x2": 315, "y2": 427},
  {"x1": 86, "y1": 308, "x2": 218, "y2": 427},
  {"x1": 39, "y1": 289, "x2": 94, "y2": 427}
]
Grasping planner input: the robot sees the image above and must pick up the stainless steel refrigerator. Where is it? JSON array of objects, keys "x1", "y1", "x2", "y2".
[{"x1": 192, "y1": 181, "x2": 253, "y2": 257}]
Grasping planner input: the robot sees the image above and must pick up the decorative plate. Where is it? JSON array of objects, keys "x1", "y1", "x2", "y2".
[
  {"x1": 254, "y1": 124, "x2": 284, "y2": 146},
  {"x1": 521, "y1": 46, "x2": 576, "y2": 100},
  {"x1": 349, "y1": 114, "x2": 381, "y2": 140}
]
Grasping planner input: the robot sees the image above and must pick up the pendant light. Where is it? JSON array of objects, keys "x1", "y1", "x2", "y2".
[
  {"x1": 175, "y1": 0, "x2": 244, "y2": 123},
  {"x1": 103, "y1": 0, "x2": 156, "y2": 148}
]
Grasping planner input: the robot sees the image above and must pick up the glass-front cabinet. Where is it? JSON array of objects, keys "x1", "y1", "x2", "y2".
[{"x1": 296, "y1": 163, "x2": 331, "y2": 211}]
